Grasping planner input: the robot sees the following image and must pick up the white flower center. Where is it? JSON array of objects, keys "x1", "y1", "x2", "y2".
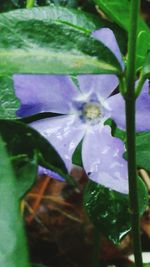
[{"x1": 82, "y1": 102, "x2": 101, "y2": 122}]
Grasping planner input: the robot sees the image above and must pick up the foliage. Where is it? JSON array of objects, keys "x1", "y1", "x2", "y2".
[
  {"x1": 0, "y1": 136, "x2": 30, "y2": 267},
  {"x1": 0, "y1": 0, "x2": 150, "y2": 266},
  {"x1": 83, "y1": 178, "x2": 148, "y2": 244}
]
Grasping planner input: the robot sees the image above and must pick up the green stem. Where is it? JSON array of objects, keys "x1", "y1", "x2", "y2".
[
  {"x1": 125, "y1": 1, "x2": 143, "y2": 267},
  {"x1": 125, "y1": 99, "x2": 143, "y2": 267},
  {"x1": 26, "y1": 0, "x2": 35, "y2": 8},
  {"x1": 126, "y1": 1, "x2": 140, "y2": 86},
  {"x1": 92, "y1": 227, "x2": 100, "y2": 267},
  {"x1": 119, "y1": 75, "x2": 127, "y2": 96}
]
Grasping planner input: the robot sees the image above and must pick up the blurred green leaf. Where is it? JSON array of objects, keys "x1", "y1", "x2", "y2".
[
  {"x1": 0, "y1": 0, "x2": 17, "y2": 12},
  {"x1": 83, "y1": 178, "x2": 148, "y2": 244},
  {"x1": 142, "y1": 51, "x2": 150, "y2": 78},
  {"x1": 94, "y1": 0, "x2": 150, "y2": 70},
  {"x1": 40, "y1": 0, "x2": 78, "y2": 7},
  {"x1": 11, "y1": 0, "x2": 19, "y2": 5},
  {"x1": 0, "y1": 136, "x2": 30, "y2": 267},
  {"x1": 26, "y1": 0, "x2": 35, "y2": 8},
  {"x1": 0, "y1": 6, "x2": 121, "y2": 76}
]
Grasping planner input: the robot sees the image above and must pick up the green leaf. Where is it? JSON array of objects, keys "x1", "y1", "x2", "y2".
[
  {"x1": 0, "y1": 119, "x2": 68, "y2": 179},
  {"x1": 94, "y1": 0, "x2": 150, "y2": 70},
  {"x1": 72, "y1": 139, "x2": 83, "y2": 167},
  {"x1": 0, "y1": 76, "x2": 19, "y2": 119},
  {"x1": 0, "y1": 6, "x2": 121, "y2": 75},
  {"x1": 0, "y1": 136, "x2": 30, "y2": 267},
  {"x1": 26, "y1": 0, "x2": 35, "y2": 8},
  {"x1": 83, "y1": 178, "x2": 148, "y2": 244},
  {"x1": 135, "y1": 132, "x2": 150, "y2": 172},
  {"x1": 0, "y1": 6, "x2": 126, "y2": 120},
  {"x1": 124, "y1": 132, "x2": 150, "y2": 172},
  {"x1": 104, "y1": 118, "x2": 126, "y2": 142},
  {"x1": 142, "y1": 51, "x2": 150, "y2": 78}
]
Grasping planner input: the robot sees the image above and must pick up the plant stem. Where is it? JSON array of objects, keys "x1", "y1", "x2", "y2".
[
  {"x1": 26, "y1": 0, "x2": 35, "y2": 8},
  {"x1": 92, "y1": 227, "x2": 100, "y2": 267},
  {"x1": 125, "y1": 1, "x2": 143, "y2": 267},
  {"x1": 119, "y1": 75, "x2": 127, "y2": 96},
  {"x1": 125, "y1": 100, "x2": 143, "y2": 267}
]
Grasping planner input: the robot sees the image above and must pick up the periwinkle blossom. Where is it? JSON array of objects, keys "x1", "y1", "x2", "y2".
[{"x1": 13, "y1": 28, "x2": 150, "y2": 194}]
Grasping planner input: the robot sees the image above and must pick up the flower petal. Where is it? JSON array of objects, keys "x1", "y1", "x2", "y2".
[
  {"x1": 38, "y1": 166, "x2": 65, "y2": 181},
  {"x1": 13, "y1": 74, "x2": 78, "y2": 117},
  {"x1": 30, "y1": 115, "x2": 85, "y2": 171},
  {"x1": 92, "y1": 28, "x2": 124, "y2": 69},
  {"x1": 77, "y1": 74, "x2": 119, "y2": 99},
  {"x1": 106, "y1": 80, "x2": 150, "y2": 132},
  {"x1": 82, "y1": 125, "x2": 128, "y2": 194},
  {"x1": 105, "y1": 92, "x2": 125, "y2": 130}
]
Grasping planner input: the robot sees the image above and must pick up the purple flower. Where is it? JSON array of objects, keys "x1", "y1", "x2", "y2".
[{"x1": 13, "y1": 28, "x2": 150, "y2": 194}]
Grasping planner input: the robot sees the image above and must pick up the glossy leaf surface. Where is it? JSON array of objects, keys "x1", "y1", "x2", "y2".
[
  {"x1": 0, "y1": 5, "x2": 125, "y2": 120},
  {"x1": 83, "y1": 179, "x2": 148, "y2": 244},
  {"x1": 94, "y1": 0, "x2": 150, "y2": 70},
  {"x1": 0, "y1": 6, "x2": 121, "y2": 75}
]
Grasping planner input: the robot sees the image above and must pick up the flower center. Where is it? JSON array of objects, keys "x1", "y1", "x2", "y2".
[{"x1": 82, "y1": 102, "x2": 101, "y2": 121}]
